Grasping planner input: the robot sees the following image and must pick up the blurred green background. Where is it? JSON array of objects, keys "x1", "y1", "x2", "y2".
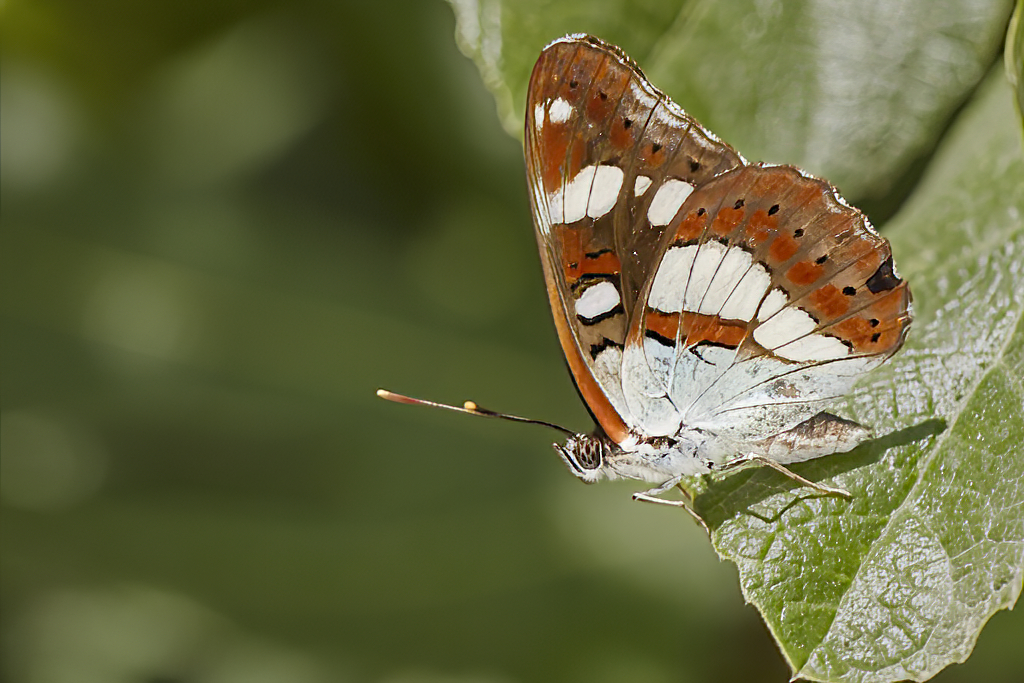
[{"x1": 2, "y1": 1, "x2": 1020, "y2": 682}]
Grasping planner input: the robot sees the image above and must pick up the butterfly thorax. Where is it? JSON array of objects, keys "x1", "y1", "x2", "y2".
[{"x1": 555, "y1": 428, "x2": 712, "y2": 484}]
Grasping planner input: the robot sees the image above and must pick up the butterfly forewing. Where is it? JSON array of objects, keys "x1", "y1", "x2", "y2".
[{"x1": 525, "y1": 34, "x2": 743, "y2": 442}]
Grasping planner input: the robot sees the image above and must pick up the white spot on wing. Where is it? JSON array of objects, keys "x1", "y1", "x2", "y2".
[
  {"x1": 574, "y1": 281, "x2": 621, "y2": 320},
  {"x1": 648, "y1": 245, "x2": 697, "y2": 313},
  {"x1": 775, "y1": 334, "x2": 850, "y2": 361},
  {"x1": 548, "y1": 97, "x2": 573, "y2": 123},
  {"x1": 719, "y1": 262, "x2": 770, "y2": 321},
  {"x1": 683, "y1": 241, "x2": 728, "y2": 312},
  {"x1": 757, "y1": 288, "x2": 788, "y2": 322},
  {"x1": 548, "y1": 165, "x2": 623, "y2": 224},
  {"x1": 587, "y1": 165, "x2": 624, "y2": 218},
  {"x1": 549, "y1": 166, "x2": 591, "y2": 223},
  {"x1": 548, "y1": 195, "x2": 564, "y2": 224},
  {"x1": 753, "y1": 306, "x2": 816, "y2": 349},
  {"x1": 533, "y1": 102, "x2": 545, "y2": 130},
  {"x1": 695, "y1": 245, "x2": 752, "y2": 315},
  {"x1": 647, "y1": 179, "x2": 694, "y2": 226},
  {"x1": 634, "y1": 175, "x2": 652, "y2": 196},
  {"x1": 562, "y1": 170, "x2": 590, "y2": 223}
]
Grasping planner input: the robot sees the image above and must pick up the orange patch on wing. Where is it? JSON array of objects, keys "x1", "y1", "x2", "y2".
[
  {"x1": 869, "y1": 325, "x2": 901, "y2": 349},
  {"x1": 769, "y1": 234, "x2": 799, "y2": 262},
  {"x1": 673, "y1": 211, "x2": 706, "y2": 242},
  {"x1": 557, "y1": 225, "x2": 584, "y2": 278},
  {"x1": 567, "y1": 144, "x2": 585, "y2": 183},
  {"x1": 540, "y1": 124, "x2": 571, "y2": 192},
  {"x1": 830, "y1": 286, "x2": 910, "y2": 353},
  {"x1": 683, "y1": 312, "x2": 747, "y2": 348},
  {"x1": 787, "y1": 261, "x2": 824, "y2": 286},
  {"x1": 833, "y1": 316, "x2": 900, "y2": 352},
  {"x1": 744, "y1": 210, "x2": 775, "y2": 245},
  {"x1": 566, "y1": 250, "x2": 622, "y2": 281},
  {"x1": 711, "y1": 207, "x2": 744, "y2": 236},
  {"x1": 864, "y1": 286, "x2": 909, "y2": 320},
  {"x1": 832, "y1": 316, "x2": 874, "y2": 343},
  {"x1": 808, "y1": 284, "x2": 849, "y2": 319},
  {"x1": 585, "y1": 80, "x2": 617, "y2": 122},
  {"x1": 609, "y1": 117, "x2": 633, "y2": 150},
  {"x1": 639, "y1": 141, "x2": 667, "y2": 170},
  {"x1": 645, "y1": 309, "x2": 680, "y2": 341}
]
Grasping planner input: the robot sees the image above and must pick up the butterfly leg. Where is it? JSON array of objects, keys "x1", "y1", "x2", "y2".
[
  {"x1": 632, "y1": 477, "x2": 708, "y2": 531},
  {"x1": 717, "y1": 453, "x2": 852, "y2": 499},
  {"x1": 633, "y1": 475, "x2": 686, "y2": 499}
]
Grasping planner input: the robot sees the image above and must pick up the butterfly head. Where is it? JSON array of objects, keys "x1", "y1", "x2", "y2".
[{"x1": 554, "y1": 433, "x2": 610, "y2": 483}]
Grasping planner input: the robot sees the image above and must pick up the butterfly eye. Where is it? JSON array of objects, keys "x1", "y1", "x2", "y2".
[
  {"x1": 576, "y1": 438, "x2": 604, "y2": 470},
  {"x1": 555, "y1": 437, "x2": 604, "y2": 483}
]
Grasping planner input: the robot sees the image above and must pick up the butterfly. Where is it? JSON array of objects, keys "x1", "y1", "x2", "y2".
[{"x1": 380, "y1": 34, "x2": 911, "y2": 513}]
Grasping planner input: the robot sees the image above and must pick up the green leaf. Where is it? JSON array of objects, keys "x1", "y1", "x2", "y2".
[
  {"x1": 449, "y1": 1, "x2": 1024, "y2": 681},
  {"x1": 1008, "y1": 0, "x2": 1024, "y2": 120}
]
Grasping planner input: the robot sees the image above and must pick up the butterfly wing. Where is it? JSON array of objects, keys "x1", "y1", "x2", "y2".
[
  {"x1": 622, "y1": 163, "x2": 912, "y2": 442},
  {"x1": 525, "y1": 34, "x2": 743, "y2": 442}
]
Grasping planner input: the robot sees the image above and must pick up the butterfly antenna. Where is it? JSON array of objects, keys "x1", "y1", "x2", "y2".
[{"x1": 376, "y1": 389, "x2": 575, "y2": 437}]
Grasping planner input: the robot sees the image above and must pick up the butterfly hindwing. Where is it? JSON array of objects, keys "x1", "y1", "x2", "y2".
[
  {"x1": 525, "y1": 34, "x2": 743, "y2": 441},
  {"x1": 622, "y1": 164, "x2": 912, "y2": 442}
]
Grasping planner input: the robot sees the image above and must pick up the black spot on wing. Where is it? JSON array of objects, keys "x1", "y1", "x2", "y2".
[
  {"x1": 644, "y1": 328, "x2": 675, "y2": 348},
  {"x1": 570, "y1": 272, "x2": 618, "y2": 292},
  {"x1": 866, "y1": 256, "x2": 902, "y2": 293},
  {"x1": 688, "y1": 340, "x2": 739, "y2": 365},
  {"x1": 577, "y1": 303, "x2": 624, "y2": 325}
]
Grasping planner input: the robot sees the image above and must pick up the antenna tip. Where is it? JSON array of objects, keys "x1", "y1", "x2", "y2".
[{"x1": 376, "y1": 388, "x2": 389, "y2": 399}]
